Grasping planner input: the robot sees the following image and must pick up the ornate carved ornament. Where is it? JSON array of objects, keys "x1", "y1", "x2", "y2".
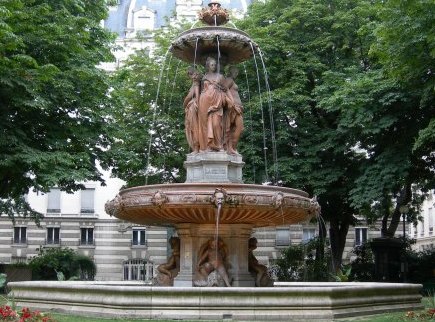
[
  {"x1": 105, "y1": 194, "x2": 123, "y2": 217},
  {"x1": 151, "y1": 190, "x2": 169, "y2": 207}
]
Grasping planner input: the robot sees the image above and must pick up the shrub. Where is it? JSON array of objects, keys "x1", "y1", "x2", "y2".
[
  {"x1": 29, "y1": 248, "x2": 96, "y2": 281},
  {"x1": 349, "y1": 244, "x2": 375, "y2": 282},
  {"x1": 274, "y1": 238, "x2": 331, "y2": 282}
]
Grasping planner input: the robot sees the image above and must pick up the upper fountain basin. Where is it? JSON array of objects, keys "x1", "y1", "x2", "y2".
[
  {"x1": 105, "y1": 183, "x2": 319, "y2": 228},
  {"x1": 170, "y1": 27, "x2": 258, "y2": 65}
]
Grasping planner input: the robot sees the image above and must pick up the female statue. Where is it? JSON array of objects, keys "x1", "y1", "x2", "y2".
[
  {"x1": 198, "y1": 57, "x2": 229, "y2": 152},
  {"x1": 183, "y1": 67, "x2": 202, "y2": 153},
  {"x1": 224, "y1": 66, "x2": 244, "y2": 154}
]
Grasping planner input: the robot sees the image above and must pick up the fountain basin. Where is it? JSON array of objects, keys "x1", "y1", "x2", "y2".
[
  {"x1": 170, "y1": 26, "x2": 258, "y2": 65},
  {"x1": 105, "y1": 183, "x2": 319, "y2": 227},
  {"x1": 8, "y1": 281, "x2": 423, "y2": 321}
]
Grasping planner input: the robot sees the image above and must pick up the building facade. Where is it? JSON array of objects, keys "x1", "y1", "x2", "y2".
[{"x1": 411, "y1": 190, "x2": 435, "y2": 251}]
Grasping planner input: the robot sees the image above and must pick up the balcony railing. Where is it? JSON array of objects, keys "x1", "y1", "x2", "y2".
[{"x1": 131, "y1": 240, "x2": 147, "y2": 247}]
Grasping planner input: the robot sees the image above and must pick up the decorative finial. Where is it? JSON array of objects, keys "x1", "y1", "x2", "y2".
[{"x1": 199, "y1": 0, "x2": 229, "y2": 26}]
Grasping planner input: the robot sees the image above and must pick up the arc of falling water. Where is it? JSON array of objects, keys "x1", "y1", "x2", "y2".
[
  {"x1": 258, "y1": 48, "x2": 279, "y2": 183},
  {"x1": 243, "y1": 63, "x2": 256, "y2": 183},
  {"x1": 217, "y1": 36, "x2": 221, "y2": 74},
  {"x1": 193, "y1": 37, "x2": 199, "y2": 68},
  {"x1": 249, "y1": 42, "x2": 269, "y2": 183},
  {"x1": 145, "y1": 48, "x2": 170, "y2": 185}
]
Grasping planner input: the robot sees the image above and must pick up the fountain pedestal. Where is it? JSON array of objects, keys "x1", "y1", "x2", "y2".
[
  {"x1": 184, "y1": 151, "x2": 244, "y2": 183},
  {"x1": 174, "y1": 223, "x2": 255, "y2": 287}
]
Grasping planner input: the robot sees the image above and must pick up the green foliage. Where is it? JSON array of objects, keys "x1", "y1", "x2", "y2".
[
  {"x1": 0, "y1": 274, "x2": 6, "y2": 291},
  {"x1": 0, "y1": 0, "x2": 116, "y2": 221},
  {"x1": 331, "y1": 266, "x2": 351, "y2": 282},
  {"x1": 239, "y1": 0, "x2": 435, "y2": 260},
  {"x1": 407, "y1": 248, "x2": 435, "y2": 290},
  {"x1": 29, "y1": 248, "x2": 96, "y2": 281},
  {"x1": 104, "y1": 20, "x2": 193, "y2": 186},
  {"x1": 274, "y1": 238, "x2": 331, "y2": 282},
  {"x1": 349, "y1": 244, "x2": 375, "y2": 282}
]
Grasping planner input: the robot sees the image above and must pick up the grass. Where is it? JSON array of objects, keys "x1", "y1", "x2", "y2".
[{"x1": 1, "y1": 293, "x2": 433, "y2": 322}]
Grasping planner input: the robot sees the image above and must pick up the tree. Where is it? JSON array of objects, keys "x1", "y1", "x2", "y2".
[
  {"x1": 240, "y1": 0, "x2": 435, "y2": 268},
  {"x1": 103, "y1": 21, "x2": 195, "y2": 186},
  {"x1": 324, "y1": 0, "x2": 435, "y2": 237},
  {"x1": 239, "y1": 0, "x2": 378, "y2": 270},
  {"x1": 0, "y1": 0, "x2": 116, "y2": 222}
]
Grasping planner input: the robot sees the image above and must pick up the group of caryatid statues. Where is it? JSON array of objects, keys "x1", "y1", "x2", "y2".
[
  {"x1": 184, "y1": 56, "x2": 244, "y2": 154},
  {"x1": 155, "y1": 236, "x2": 273, "y2": 287}
]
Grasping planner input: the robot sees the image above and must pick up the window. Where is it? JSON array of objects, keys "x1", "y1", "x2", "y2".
[
  {"x1": 132, "y1": 229, "x2": 146, "y2": 246},
  {"x1": 14, "y1": 227, "x2": 27, "y2": 244},
  {"x1": 275, "y1": 228, "x2": 290, "y2": 247},
  {"x1": 355, "y1": 228, "x2": 368, "y2": 246},
  {"x1": 421, "y1": 220, "x2": 425, "y2": 236},
  {"x1": 429, "y1": 208, "x2": 433, "y2": 234},
  {"x1": 47, "y1": 188, "x2": 61, "y2": 214},
  {"x1": 46, "y1": 227, "x2": 60, "y2": 245},
  {"x1": 80, "y1": 189, "x2": 95, "y2": 214},
  {"x1": 80, "y1": 227, "x2": 94, "y2": 245},
  {"x1": 123, "y1": 259, "x2": 153, "y2": 281},
  {"x1": 302, "y1": 228, "x2": 316, "y2": 243}
]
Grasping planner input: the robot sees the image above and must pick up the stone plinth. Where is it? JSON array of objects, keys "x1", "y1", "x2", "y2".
[
  {"x1": 184, "y1": 151, "x2": 244, "y2": 183},
  {"x1": 371, "y1": 237, "x2": 404, "y2": 282}
]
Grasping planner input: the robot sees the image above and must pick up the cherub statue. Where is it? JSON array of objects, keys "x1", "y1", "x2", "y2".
[
  {"x1": 156, "y1": 237, "x2": 180, "y2": 286},
  {"x1": 194, "y1": 237, "x2": 231, "y2": 287}
]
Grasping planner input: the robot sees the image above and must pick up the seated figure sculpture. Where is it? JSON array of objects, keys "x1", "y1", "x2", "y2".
[
  {"x1": 248, "y1": 237, "x2": 273, "y2": 287},
  {"x1": 156, "y1": 236, "x2": 180, "y2": 286},
  {"x1": 194, "y1": 237, "x2": 231, "y2": 287}
]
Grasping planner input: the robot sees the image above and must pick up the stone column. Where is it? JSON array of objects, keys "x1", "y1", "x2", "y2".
[
  {"x1": 173, "y1": 223, "x2": 195, "y2": 287},
  {"x1": 225, "y1": 224, "x2": 255, "y2": 287}
]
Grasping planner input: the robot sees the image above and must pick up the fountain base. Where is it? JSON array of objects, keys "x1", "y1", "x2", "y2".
[{"x1": 8, "y1": 281, "x2": 423, "y2": 321}]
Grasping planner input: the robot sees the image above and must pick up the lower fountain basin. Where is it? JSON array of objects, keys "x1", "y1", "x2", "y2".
[
  {"x1": 8, "y1": 281, "x2": 423, "y2": 321},
  {"x1": 105, "y1": 183, "x2": 319, "y2": 227}
]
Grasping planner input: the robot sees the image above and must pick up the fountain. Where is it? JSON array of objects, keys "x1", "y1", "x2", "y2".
[
  {"x1": 104, "y1": 0, "x2": 320, "y2": 288},
  {"x1": 7, "y1": 1, "x2": 423, "y2": 320}
]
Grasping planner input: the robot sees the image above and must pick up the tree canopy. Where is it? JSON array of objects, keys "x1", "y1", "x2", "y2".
[{"x1": 0, "y1": 0, "x2": 116, "y2": 222}]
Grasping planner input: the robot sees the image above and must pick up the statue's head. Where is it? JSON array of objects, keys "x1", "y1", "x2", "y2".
[
  {"x1": 205, "y1": 57, "x2": 217, "y2": 72},
  {"x1": 249, "y1": 237, "x2": 258, "y2": 249},
  {"x1": 227, "y1": 65, "x2": 239, "y2": 78}
]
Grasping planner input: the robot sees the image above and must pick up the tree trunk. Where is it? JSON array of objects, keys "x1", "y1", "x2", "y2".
[
  {"x1": 329, "y1": 218, "x2": 350, "y2": 272},
  {"x1": 383, "y1": 183, "x2": 412, "y2": 238}
]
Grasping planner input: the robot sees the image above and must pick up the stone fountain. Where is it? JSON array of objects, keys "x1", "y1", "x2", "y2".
[
  {"x1": 105, "y1": 0, "x2": 320, "y2": 288},
  {"x1": 7, "y1": 1, "x2": 423, "y2": 320}
]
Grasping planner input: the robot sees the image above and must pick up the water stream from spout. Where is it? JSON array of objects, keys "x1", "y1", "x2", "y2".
[
  {"x1": 258, "y1": 49, "x2": 279, "y2": 183},
  {"x1": 243, "y1": 63, "x2": 256, "y2": 183},
  {"x1": 249, "y1": 42, "x2": 269, "y2": 183},
  {"x1": 145, "y1": 48, "x2": 170, "y2": 185},
  {"x1": 162, "y1": 55, "x2": 173, "y2": 112},
  {"x1": 193, "y1": 37, "x2": 199, "y2": 68},
  {"x1": 217, "y1": 36, "x2": 221, "y2": 74},
  {"x1": 167, "y1": 60, "x2": 182, "y2": 113},
  {"x1": 215, "y1": 201, "x2": 222, "y2": 270}
]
